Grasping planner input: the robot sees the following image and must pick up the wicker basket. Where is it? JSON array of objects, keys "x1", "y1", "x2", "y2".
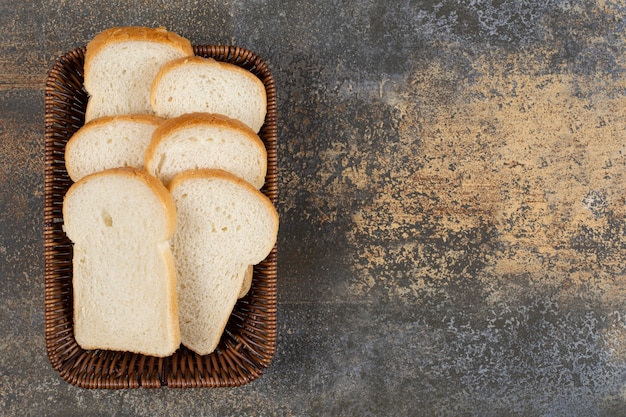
[{"x1": 44, "y1": 46, "x2": 278, "y2": 388}]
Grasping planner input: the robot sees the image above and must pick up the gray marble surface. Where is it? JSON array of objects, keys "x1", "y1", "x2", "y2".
[{"x1": 2, "y1": 1, "x2": 626, "y2": 415}]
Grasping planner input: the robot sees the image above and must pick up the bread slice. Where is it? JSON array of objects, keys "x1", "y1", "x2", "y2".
[
  {"x1": 84, "y1": 26, "x2": 194, "y2": 122},
  {"x1": 65, "y1": 114, "x2": 163, "y2": 182},
  {"x1": 63, "y1": 167, "x2": 180, "y2": 357},
  {"x1": 238, "y1": 265, "x2": 253, "y2": 299},
  {"x1": 168, "y1": 169, "x2": 278, "y2": 355},
  {"x1": 151, "y1": 56, "x2": 267, "y2": 133},
  {"x1": 145, "y1": 112, "x2": 267, "y2": 188}
]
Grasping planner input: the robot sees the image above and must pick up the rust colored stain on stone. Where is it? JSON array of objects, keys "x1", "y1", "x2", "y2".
[
  {"x1": 274, "y1": 3, "x2": 626, "y2": 409},
  {"x1": 348, "y1": 46, "x2": 626, "y2": 299}
]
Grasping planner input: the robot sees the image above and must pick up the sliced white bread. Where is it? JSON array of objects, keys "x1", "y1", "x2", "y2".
[
  {"x1": 65, "y1": 114, "x2": 164, "y2": 182},
  {"x1": 238, "y1": 265, "x2": 253, "y2": 299},
  {"x1": 168, "y1": 169, "x2": 278, "y2": 355},
  {"x1": 84, "y1": 26, "x2": 194, "y2": 122},
  {"x1": 144, "y1": 112, "x2": 267, "y2": 188},
  {"x1": 63, "y1": 167, "x2": 180, "y2": 357},
  {"x1": 150, "y1": 56, "x2": 267, "y2": 133}
]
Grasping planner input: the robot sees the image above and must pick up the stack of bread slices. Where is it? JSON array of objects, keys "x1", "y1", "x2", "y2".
[{"x1": 62, "y1": 26, "x2": 278, "y2": 357}]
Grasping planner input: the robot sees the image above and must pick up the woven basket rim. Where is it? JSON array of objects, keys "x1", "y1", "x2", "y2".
[{"x1": 44, "y1": 44, "x2": 278, "y2": 389}]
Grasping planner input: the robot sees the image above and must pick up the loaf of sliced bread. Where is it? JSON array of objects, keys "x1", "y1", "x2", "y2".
[
  {"x1": 151, "y1": 56, "x2": 267, "y2": 132},
  {"x1": 168, "y1": 169, "x2": 278, "y2": 355},
  {"x1": 84, "y1": 26, "x2": 194, "y2": 122},
  {"x1": 65, "y1": 114, "x2": 163, "y2": 182},
  {"x1": 145, "y1": 112, "x2": 267, "y2": 188},
  {"x1": 63, "y1": 167, "x2": 180, "y2": 357}
]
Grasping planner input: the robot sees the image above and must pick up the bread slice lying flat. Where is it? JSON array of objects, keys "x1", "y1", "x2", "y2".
[
  {"x1": 84, "y1": 26, "x2": 194, "y2": 122},
  {"x1": 151, "y1": 56, "x2": 267, "y2": 133},
  {"x1": 145, "y1": 112, "x2": 267, "y2": 188},
  {"x1": 168, "y1": 169, "x2": 278, "y2": 355},
  {"x1": 63, "y1": 168, "x2": 180, "y2": 357},
  {"x1": 65, "y1": 114, "x2": 163, "y2": 182}
]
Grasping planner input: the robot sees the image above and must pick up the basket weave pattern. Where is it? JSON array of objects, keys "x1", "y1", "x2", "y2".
[{"x1": 44, "y1": 46, "x2": 278, "y2": 388}]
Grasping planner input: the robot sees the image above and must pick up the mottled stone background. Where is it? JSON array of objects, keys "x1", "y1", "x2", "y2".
[{"x1": 1, "y1": 0, "x2": 626, "y2": 416}]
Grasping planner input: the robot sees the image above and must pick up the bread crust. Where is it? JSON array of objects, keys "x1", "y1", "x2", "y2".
[
  {"x1": 144, "y1": 112, "x2": 267, "y2": 179},
  {"x1": 84, "y1": 26, "x2": 194, "y2": 76},
  {"x1": 161, "y1": 238, "x2": 181, "y2": 354},
  {"x1": 150, "y1": 112, "x2": 261, "y2": 142}
]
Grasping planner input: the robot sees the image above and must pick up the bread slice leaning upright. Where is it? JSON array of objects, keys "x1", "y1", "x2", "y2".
[
  {"x1": 168, "y1": 169, "x2": 279, "y2": 355},
  {"x1": 65, "y1": 114, "x2": 163, "y2": 182},
  {"x1": 151, "y1": 56, "x2": 267, "y2": 133},
  {"x1": 145, "y1": 112, "x2": 267, "y2": 188},
  {"x1": 63, "y1": 167, "x2": 180, "y2": 357},
  {"x1": 83, "y1": 26, "x2": 194, "y2": 122}
]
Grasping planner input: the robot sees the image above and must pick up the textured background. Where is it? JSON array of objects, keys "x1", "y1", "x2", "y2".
[{"x1": 2, "y1": 0, "x2": 626, "y2": 416}]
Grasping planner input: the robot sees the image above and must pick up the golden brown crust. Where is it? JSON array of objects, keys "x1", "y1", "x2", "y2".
[
  {"x1": 161, "y1": 241, "x2": 180, "y2": 354},
  {"x1": 153, "y1": 112, "x2": 258, "y2": 137},
  {"x1": 144, "y1": 112, "x2": 267, "y2": 174},
  {"x1": 84, "y1": 26, "x2": 194, "y2": 76},
  {"x1": 70, "y1": 114, "x2": 164, "y2": 136},
  {"x1": 65, "y1": 114, "x2": 165, "y2": 181},
  {"x1": 149, "y1": 56, "x2": 267, "y2": 110}
]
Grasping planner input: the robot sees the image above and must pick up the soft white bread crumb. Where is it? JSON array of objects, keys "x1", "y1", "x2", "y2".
[
  {"x1": 63, "y1": 167, "x2": 180, "y2": 357},
  {"x1": 65, "y1": 114, "x2": 163, "y2": 182},
  {"x1": 84, "y1": 27, "x2": 194, "y2": 122},
  {"x1": 151, "y1": 56, "x2": 267, "y2": 133},
  {"x1": 168, "y1": 169, "x2": 278, "y2": 355},
  {"x1": 145, "y1": 112, "x2": 267, "y2": 188}
]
